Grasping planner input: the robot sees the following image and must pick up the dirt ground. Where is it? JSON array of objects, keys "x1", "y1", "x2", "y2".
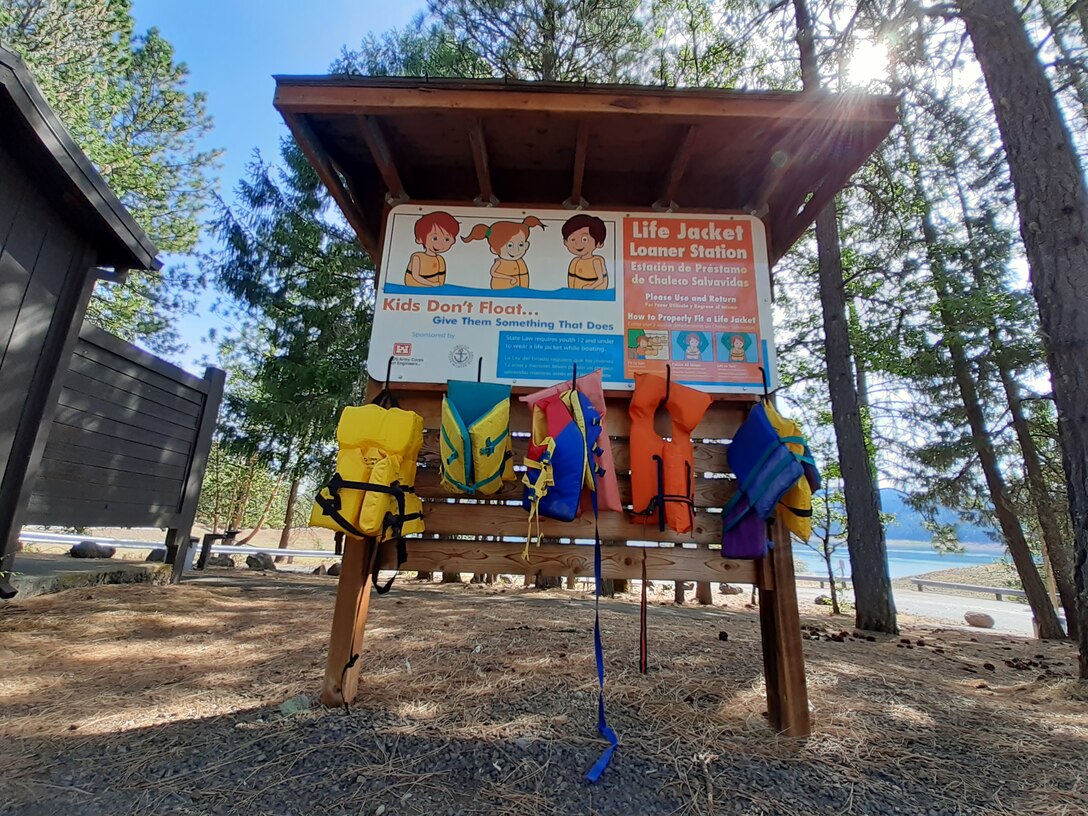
[{"x1": 1, "y1": 574, "x2": 1085, "y2": 816}]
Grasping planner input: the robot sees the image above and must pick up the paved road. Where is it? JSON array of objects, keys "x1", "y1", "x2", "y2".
[{"x1": 796, "y1": 584, "x2": 1038, "y2": 636}]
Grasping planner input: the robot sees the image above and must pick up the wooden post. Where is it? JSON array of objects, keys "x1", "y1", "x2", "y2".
[
  {"x1": 695, "y1": 581, "x2": 713, "y2": 605},
  {"x1": 758, "y1": 516, "x2": 811, "y2": 737},
  {"x1": 320, "y1": 536, "x2": 377, "y2": 707}
]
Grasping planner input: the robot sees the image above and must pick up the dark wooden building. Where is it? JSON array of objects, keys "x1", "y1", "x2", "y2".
[{"x1": 0, "y1": 46, "x2": 160, "y2": 595}]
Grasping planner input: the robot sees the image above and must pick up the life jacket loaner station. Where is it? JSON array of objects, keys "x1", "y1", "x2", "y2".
[{"x1": 274, "y1": 76, "x2": 898, "y2": 755}]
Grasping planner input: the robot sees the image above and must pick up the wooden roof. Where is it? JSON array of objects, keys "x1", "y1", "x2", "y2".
[
  {"x1": 0, "y1": 46, "x2": 159, "y2": 271},
  {"x1": 273, "y1": 76, "x2": 898, "y2": 265}
]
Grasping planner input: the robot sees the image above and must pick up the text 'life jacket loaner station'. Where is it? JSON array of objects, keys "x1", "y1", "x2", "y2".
[{"x1": 275, "y1": 76, "x2": 898, "y2": 780}]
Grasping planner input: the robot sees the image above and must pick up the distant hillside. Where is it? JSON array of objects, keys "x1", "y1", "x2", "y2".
[{"x1": 879, "y1": 489, "x2": 998, "y2": 545}]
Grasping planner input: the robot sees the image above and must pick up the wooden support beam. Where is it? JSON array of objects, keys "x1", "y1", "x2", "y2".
[
  {"x1": 567, "y1": 121, "x2": 589, "y2": 207},
  {"x1": 373, "y1": 539, "x2": 764, "y2": 585},
  {"x1": 358, "y1": 115, "x2": 407, "y2": 204},
  {"x1": 656, "y1": 125, "x2": 698, "y2": 208},
  {"x1": 758, "y1": 515, "x2": 811, "y2": 737},
  {"x1": 321, "y1": 535, "x2": 377, "y2": 707},
  {"x1": 281, "y1": 112, "x2": 380, "y2": 262},
  {"x1": 274, "y1": 82, "x2": 900, "y2": 126},
  {"x1": 468, "y1": 119, "x2": 497, "y2": 205}
]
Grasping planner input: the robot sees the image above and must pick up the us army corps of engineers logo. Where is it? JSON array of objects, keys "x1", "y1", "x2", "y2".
[{"x1": 449, "y1": 345, "x2": 474, "y2": 368}]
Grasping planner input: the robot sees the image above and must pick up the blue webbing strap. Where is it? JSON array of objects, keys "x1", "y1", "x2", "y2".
[{"x1": 586, "y1": 489, "x2": 619, "y2": 783}]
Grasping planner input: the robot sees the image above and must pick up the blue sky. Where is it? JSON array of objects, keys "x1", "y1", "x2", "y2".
[{"x1": 130, "y1": 0, "x2": 425, "y2": 369}]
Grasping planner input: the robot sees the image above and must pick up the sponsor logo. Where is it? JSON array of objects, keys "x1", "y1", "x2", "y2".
[
  {"x1": 449, "y1": 345, "x2": 474, "y2": 367},
  {"x1": 393, "y1": 342, "x2": 412, "y2": 356}
]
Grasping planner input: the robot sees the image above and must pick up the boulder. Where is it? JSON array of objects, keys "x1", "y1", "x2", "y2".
[
  {"x1": 814, "y1": 594, "x2": 833, "y2": 606},
  {"x1": 964, "y1": 611, "x2": 995, "y2": 629},
  {"x1": 245, "y1": 552, "x2": 276, "y2": 571},
  {"x1": 718, "y1": 583, "x2": 743, "y2": 595},
  {"x1": 327, "y1": 562, "x2": 342, "y2": 576},
  {"x1": 69, "y1": 541, "x2": 115, "y2": 559},
  {"x1": 206, "y1": 554, "x2": 234, "y2": 568},
  {"x1": 312, "y1": 564, "x2": 328, "y2": 576}
]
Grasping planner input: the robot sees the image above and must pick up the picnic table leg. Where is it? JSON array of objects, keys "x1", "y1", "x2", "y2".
[
  {"x1": 320, "y1": 535, "x2": 377, "y2": 707},
  {"x1": 758, "y1": 516, "x2": 811, "y2": 737}
]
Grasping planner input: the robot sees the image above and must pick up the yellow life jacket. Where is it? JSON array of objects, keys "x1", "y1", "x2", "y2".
[
  {"x1": 440, "y1": 380, "x2": 515, "y2": 495},
  {"x1": 762, "y1": 401, "x2": 818, "y2": 540},
  {"x1": 310, "y1": 403, "x2": 425, "y2": 592}
]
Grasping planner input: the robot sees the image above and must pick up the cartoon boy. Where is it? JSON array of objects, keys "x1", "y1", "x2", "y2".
[
  {"x1": 728, "y1": 334, "x2": 750, "y2": 362},
  {"x1": 405, "y1": 211, "x2": 459, "y2": 287},
  {"x1": 562, "y1": 214, "x2": 609, "y2": 290}
]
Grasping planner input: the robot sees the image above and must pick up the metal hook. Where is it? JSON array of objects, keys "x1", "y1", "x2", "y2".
[
  {"x1": 572, "y1": 363, "x2": 578, "y2": 391},
  {"x1": 664, "y1": 364, "x2": 672, "y2": 402},
  {"x1": 757, "y1": 365, "x2": 770, "y2": 399},
  {"x1": 477, "y1": 356, "x2": 484, "y2": 383},
  {"x1": 384, "y1": 355, "x2": 395, "y2": 390}
]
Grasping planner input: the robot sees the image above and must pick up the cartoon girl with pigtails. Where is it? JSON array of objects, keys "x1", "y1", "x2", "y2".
[{"x1": 462, "y1": 217, "x2": 545, "y2": 290}]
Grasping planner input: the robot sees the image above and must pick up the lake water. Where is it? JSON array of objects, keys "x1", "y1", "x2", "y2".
[{"x1": 796, "y1": 543, "x2": 1003, "y2": 580}]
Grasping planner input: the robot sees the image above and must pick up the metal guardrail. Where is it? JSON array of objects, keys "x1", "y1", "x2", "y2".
[
  {"x1": 795, "y1": 574, "x2": 852, "y2": 588},
  {"x1": 18, "y1": 531, "x2": 343, "y2": 563},
  {"x1": 911, "y1": 578, "x2": 1025, "y2": 601}
]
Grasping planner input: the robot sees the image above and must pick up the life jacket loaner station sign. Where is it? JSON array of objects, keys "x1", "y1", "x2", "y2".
[{"x1": 372, "y1": 204, "x2": 776, "y2": 394}]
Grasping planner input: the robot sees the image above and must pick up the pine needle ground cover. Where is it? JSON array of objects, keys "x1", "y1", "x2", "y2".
[{"x1": 1, "y1": 578, "x2": 1084, "y2": 816}]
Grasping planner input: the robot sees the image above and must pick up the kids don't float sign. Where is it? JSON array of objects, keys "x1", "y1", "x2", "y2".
[{"x1": 371, "y1": 204, "x2": 777, "y2": 394}]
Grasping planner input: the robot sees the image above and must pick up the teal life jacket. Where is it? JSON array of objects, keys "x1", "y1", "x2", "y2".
[{"x1": 440, "y1": 380, "x2": 515, "y2": 495}]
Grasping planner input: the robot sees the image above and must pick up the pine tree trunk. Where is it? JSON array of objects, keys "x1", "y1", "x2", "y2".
[
  {"x1": 238, "y1": 468, "x2": 285, "y2": 544},
  {"x1": 441, "y1": 572, "x2": 462, "y2": 584},
  {"x1": 824, "y1": 548, "x2": 840, "y2": 616},
  {"x1": 613, "y1": 579, "x2": 629, "y2": 593},
  {"x1": 902, "y1": 120, "x2": 1064, "y2": 639},
  {"x1": 535, "y1": 575, "x2": 562, "y2": 589},
  {"x1": 275, "y1": 474, "x2": 300, "y2": 564},
  {"x1": 952, "y1": 169, "x2": 1079, "y2": 636},
  {"x1": 674, "y1": 581, "x2": 685, "y2": 604},
  {"x1": 958, "y1": 0, "x2": 1088, "y2": 662},
  {"x1": 793, "y1": 0, "x2": 897, "y2": 634},
  {"x1": 229, "y1": 453, "x2": 259, "y2": 531}
]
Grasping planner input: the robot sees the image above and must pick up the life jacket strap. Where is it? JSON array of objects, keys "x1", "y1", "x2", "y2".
[
  {"x1": 639, "y1": 553, "x2": 648, "y2": 675},
  {"x1": 315, "y1": 473, "x2": 416, "y2": 594}
]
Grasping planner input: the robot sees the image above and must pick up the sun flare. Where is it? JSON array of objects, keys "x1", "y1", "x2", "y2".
[{"x1": 848, "y1": 39, "x2": 889, "y2": 85}]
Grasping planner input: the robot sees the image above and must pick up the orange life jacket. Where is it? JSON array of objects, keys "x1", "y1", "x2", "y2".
[{"x1": 629, "y1": 372, "x2": 712, "y2": 534}]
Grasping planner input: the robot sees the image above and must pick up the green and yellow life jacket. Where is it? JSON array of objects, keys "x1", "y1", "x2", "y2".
[{"x1": 440, "y1": 380, "x2": 515, "y2": 495}]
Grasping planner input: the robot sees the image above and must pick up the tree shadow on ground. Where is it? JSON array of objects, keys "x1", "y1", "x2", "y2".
[{"x1": 0, "y1": 576, "x2": 1085, "y2": 815}]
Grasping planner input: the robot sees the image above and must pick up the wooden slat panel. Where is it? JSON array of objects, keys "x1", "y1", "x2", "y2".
[
  {"x1": 413, "y1": 467, "x2": 736, "y2": 508},
  {"x1": 373, "y1": 539, "x2": 759, "y2": 583},
  {"x1": 73, "y1": 343, "x2": 205, "y2": 406},
  {"x1": 30, "y1": 474, "x2": 183, "y2": 508},
  {"x1": 38, "y1": 459, "x2": 185, "y2": 496},
  {"x1": 24, "y1": 494, "x2": 181, "y2": 528},
  {"x1": 40, "y1": 439, "x2": 188, "y2": 481},
  {"x1": 68, "y1": 353, "x2": 202, "y2": 418},
  {"x1": 45, "y1": 422, "x2": 190, "y2": 468},
  {"x1": 63, "y1": 369, "x2": 200, "y2": 429},
  {"x1": 417, "y1": 431, "x2": 731, "y2": 474},
  {"x1": 388, "y1": 389, "x2": 745, "y2": 439},
  {"x1": 56, "y1": 388, "x2": 197, "y2": 443},
  {"x1": 52, "y1": 405, "x2": 194, "y2": 454},
  {"x1": 419, "y1": 501, "x2": 720, "y2": 545},
  {"x1": 0, "y1": 146, "x2": 31, "y2": 249}
]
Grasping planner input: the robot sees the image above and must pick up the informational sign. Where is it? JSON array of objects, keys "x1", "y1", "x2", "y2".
[{"x1": 370, "y1": 205, "x2": 776, "y2": 393}]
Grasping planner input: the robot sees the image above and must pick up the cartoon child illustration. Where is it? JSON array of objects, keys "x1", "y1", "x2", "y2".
[
  {"x1": 725, "y1": 333, "x2": 753, "y2": 362},
  {"x1": 405, "y1": 211, "x2": 459, "y2": 287},
  {"x1": 628, "y1": 329, "x2": 664, "y2": 360},
  {"x1": 562, "y1": 214, "x2": 609, "y2": 290},
  {"x1": 683, "y1": 332, "x2": 707, "y2": 360},
  {"x1": 462, "y1": 217, "x2": 545, "y2": 289}
]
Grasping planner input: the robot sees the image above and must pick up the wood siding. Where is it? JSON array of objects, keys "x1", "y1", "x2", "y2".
[{"x1": 25, "y1": 325, "x2": 220, "y2": 530}]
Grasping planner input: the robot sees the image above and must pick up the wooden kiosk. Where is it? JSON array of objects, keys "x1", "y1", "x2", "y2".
[{"x1": 273, "y1": 77, "x2": 897, "y2": 739}]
